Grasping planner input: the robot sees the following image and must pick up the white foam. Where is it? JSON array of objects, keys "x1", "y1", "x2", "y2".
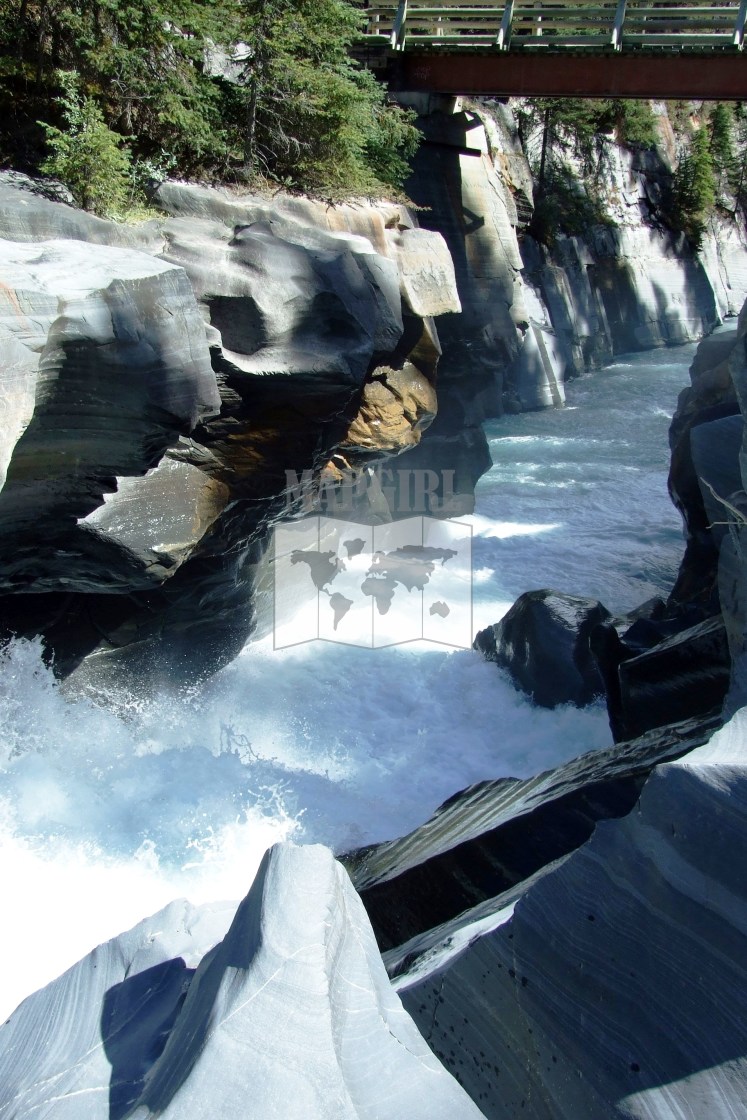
[
  {"x1": 0, "y1": 339, "x2": 699, "y2": 1018},
  {"x1": 0, "y1": 632, "x2": 612, "y2": 1019}
]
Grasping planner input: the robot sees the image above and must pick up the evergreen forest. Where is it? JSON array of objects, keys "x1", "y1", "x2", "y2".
[{"x1": 0, "y1": 0, "x2": 420, "y2": 209}]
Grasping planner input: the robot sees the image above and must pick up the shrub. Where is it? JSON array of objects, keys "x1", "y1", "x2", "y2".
[{"x1": 39, "y1": 72, "x2": 134, "y2": 217}]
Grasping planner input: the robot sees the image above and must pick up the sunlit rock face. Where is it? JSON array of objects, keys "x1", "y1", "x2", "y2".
[
  {"x1": 388, "y1": 97, "x2": 563, "y2": 515},
  {"x1": 0, "y1": 175, "x2": 459, "y2": 684},
  {"x1": 346, "y1": 711, "x2": 717, "y2": 952},
  {"x1": 519, "y1": 133, "x2": 747, "y2": 366},
  {"x1": 0, "y1": 897, "x2": 236, "y2": 1120},
  {"x1": 389, "y1": 709, "x2": 747, "y2": 1120},
  {"x1": 0, "y1": 239, "x2": 220, "y2": 588},
  {"x1": 0, "y1": 844, "x2": 485, "y2": 1120}
]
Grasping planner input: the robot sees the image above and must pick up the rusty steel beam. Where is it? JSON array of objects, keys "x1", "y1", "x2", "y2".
[{"x1": 392, "y1": 52, "x2": 747, "y2": 98}]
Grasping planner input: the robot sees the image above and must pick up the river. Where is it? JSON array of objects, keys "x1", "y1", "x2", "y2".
[{"x1": 0, "y1": 340, "x2": 696, "y2": 1019}]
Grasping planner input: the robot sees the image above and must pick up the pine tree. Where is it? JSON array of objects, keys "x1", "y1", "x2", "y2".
[
  {"x1": 708, "y1": 102, "x2": 737, "y2": 203},
  {"x1": 673, "y1": 126, "x2": 716, "y2": 249},
  {"x1": 232, "y1": 0, "x2": 419, "y2": 193},
  {"x1": 1, "y1": 0, "x2": 419, "y2": 195}
]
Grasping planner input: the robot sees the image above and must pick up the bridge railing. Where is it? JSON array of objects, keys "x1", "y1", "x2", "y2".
[{"x1": 362, "y1": 0, "x2": 747, "y2": 50}]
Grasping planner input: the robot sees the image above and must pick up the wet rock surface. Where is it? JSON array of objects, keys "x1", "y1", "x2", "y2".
[
  {"x1": 345, "y1": 712, "x2": 719, "y2": 953},
  {"x1": 473, "y1": 590, "x2": 611, "y2": 709}
]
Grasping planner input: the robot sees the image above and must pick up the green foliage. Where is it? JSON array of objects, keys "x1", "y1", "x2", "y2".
[
  {"x1": 232, "y1": 0, "x2": 419, "y2": 194},
  {"x1": 530, "y1": 165, "x2": 612, "y2": 248},
  {"x1": 613, "y1": 100, "x2": 658, "y2": 148},
  {"x1": 0, "y1": 0, "x2": 236, "y2": 172},
  {"x1": 672, "y1": 126, "x2": 716, "y2": 249},
  {"x1": 38, "y1": 72, "x2": 134, "y2": 216},
  {"x1": 517, "y1": 97, "x2": 658, "y2": 175},
  {"x1": 709, "y1": 103, "x2": 735, "y2": 176},
  {"x1": 0, "y1": 0, "x2": 417, "y2": 196}
]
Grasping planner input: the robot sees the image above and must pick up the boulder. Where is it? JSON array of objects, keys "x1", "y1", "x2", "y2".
[
  {"x1": 389, "y1": 226, "x2": 462, "y2": 318},
  {"x1": 0, "y1": 844, "x2": 485, "y2": 1120},
  {"x1": 474, "y1": 589, "x2": 610, "y2": 708},
  {"x1": 340, "y1": 362, "x2": 438, "y2": 458}
]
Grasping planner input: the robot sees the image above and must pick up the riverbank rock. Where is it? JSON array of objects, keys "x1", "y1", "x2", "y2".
[
  {"x1": 345, "y1": 710, "x2": 718, "y2": 952},
  {"x1": 0, "y1": 175, "x2": 459, "y2": 684},
  {"x1": 0, "y1": 238, "x2": 219, "y2": 589},
  {"x1": 474, "y1": 590, "x2": 611, "y2": 709},
  {"x1": 666, "y1": 305, "x2": 747, "y2": 713},
  {"x1": 390, "y1": 708, "x2": 747, "y2": 1120},
  {"x1": 0, "y1": 844, "x2": 485, "y2": 1120}
]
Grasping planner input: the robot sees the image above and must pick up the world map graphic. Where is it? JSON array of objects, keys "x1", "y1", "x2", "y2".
[{"x1": 290, "y1": 542, "x2": 458, "y2": 631}]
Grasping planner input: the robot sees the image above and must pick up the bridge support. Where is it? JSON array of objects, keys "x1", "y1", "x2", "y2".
[{"x1": 391, "y1": 52, "x2": 747, "y2": 100}]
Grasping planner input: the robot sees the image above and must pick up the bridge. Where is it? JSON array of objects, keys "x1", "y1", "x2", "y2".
[{"x1": 358, "y1": 1, "x2": 747, "y2": 97}]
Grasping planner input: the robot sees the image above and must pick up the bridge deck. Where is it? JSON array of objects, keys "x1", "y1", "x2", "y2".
[
  {"x1": 359, "y1": 0, "x2": 747, "y2": 95},
  {"x1": 363, "y1": 0, "x2": 747, "y2": 51}
]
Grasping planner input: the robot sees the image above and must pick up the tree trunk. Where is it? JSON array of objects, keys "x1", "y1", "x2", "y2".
[
  {"x1": 537, "y1": 103, "x2": 551, "y2": 198},
  {"x1": 244, "y1": 73, "x2": 259, "y2": 171}
]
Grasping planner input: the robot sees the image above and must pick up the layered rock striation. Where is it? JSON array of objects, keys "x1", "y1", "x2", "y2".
[
  {"x1": 345, "y1": 710, "x2": 718, "y2": 952},
  {"x1": 390, "y1": 708, "x2": 747, "y2": 1120},
  {"x1": 0, "y1": 174, "x2": 459, "y2": 685},
  {"x1": 0, "y1": 844, "x2": 485, "y2": 1120}
]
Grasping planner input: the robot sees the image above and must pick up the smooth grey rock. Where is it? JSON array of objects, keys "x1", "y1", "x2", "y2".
[
  {"x1": 589, "y1": 225, "x2": 718, "y2": 349},
  {"x1": 667, "y1": 327, "x2": 741, "y2": 612},
  {"x1": 394, "y1": 708, "x2": 747, "y2": 1120},
  {"x1": 81, "y1": 454, "x2": 231, "y2": 580},
  {"x1": 690, "y1": 413, "x2": 744, "y2": 546},
  {"x1": 0, "y1": 845, "x2": 485, "y2": 1120},
  {"x1": 0, "y1": 238, "x2": 218, "y2": 552},
  {"x1": 0, "y1": 172, "x2": 160, "y2": 250},
  {"x1": 521, "y1": 235, "x2": 612, "y2": 373},
  {"x1": 511, "y1": 321, "x2": 565, "y2": 410},
  {"x1": 617, "y1": 614, "x2": 730, "y2": 738},
  {"x1": 701, "y1": 216, "x2": 747, "y2": 318},
  {"x1": 389, "y1": 226, "x2": 461, "y2": 318},
  {"x1": 0, "y1": 897, "x2": 235, "y2": 1120},
  {"x1": 719, "y1": 522, "x2": 747, "y2": 712},
  {"x1": 161, "y1": 213, "x2": 403, "y2": 390}
]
